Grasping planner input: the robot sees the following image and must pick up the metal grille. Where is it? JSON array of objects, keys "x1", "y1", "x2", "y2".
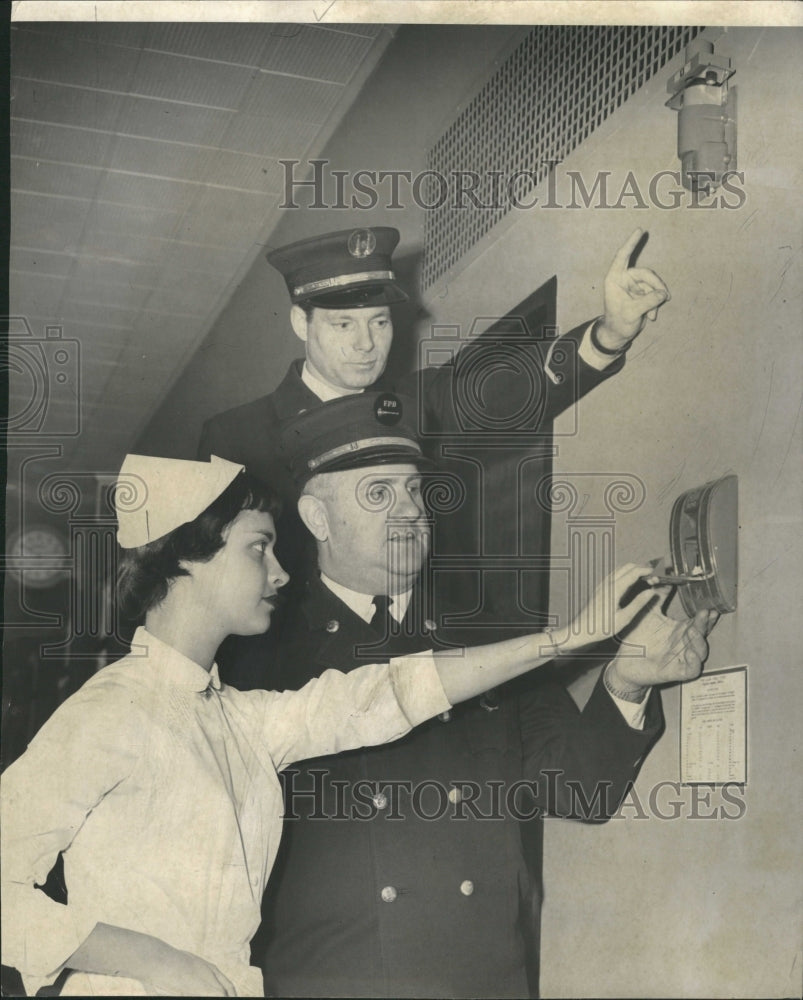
[{"x1": 422, "y1": 25, "x2": 702, "y2": 288}]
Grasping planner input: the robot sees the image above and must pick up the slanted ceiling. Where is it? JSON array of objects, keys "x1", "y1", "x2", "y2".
[{"x1": 8, "y1": 20, "x2": 393, "y2": 477}]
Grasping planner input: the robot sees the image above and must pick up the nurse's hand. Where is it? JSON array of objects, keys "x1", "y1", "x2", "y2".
[
  {"x1": 67, "y1": 923, "x2": 237, "y2": 996},
  {"x1": 144, "y1": 942, "x2": 236, "y2": 996},
  {"x1": 554, "y1": 563, "x2": 662, "y2": 654}
]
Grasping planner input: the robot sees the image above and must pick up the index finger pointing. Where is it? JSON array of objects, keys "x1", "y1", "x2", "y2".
[{"x1": 612, "y1": 228, "x2": 644, "y2": 271}]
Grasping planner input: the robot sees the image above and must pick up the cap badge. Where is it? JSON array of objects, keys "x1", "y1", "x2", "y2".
[
  {"x1": 348, "y1": 229, "x2": 377, "y2": 258},
  {"x1": 374, "y1": 393, "x2": 403, "y2": 426}
]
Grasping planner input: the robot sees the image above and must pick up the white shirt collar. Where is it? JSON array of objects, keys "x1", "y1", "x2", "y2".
[
  {"x1": 301, "y1": 362, "x2": 364, "y2": 402},
  {"x1": 131, "y1": 626, "x2": 222, "y2": 692},
  {"x1": 319, "y1": 572, "x2": 412, "y2": 625}
]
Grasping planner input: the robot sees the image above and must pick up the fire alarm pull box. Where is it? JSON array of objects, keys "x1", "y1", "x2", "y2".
[{"x1": 668, "y1": 474, "x2": 738, "y2": 617}]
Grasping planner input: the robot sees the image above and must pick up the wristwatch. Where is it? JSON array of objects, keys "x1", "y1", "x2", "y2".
[{"x1": 603, "y1": 664, "x2": 648, "y2": 703}]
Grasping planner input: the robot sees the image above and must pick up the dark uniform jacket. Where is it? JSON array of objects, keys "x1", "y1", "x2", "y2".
[{"x1": 257, "y1": 576, "x2": 663, "y2": 998}]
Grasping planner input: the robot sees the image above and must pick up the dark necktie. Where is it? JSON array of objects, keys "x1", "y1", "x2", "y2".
[{"x1": 370, "y1": 594, "x2": 396, "y2": 638}]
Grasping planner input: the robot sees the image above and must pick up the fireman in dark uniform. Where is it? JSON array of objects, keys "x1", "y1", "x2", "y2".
[{"x1": 252, "y1": 394, "x2": 714, "y2": 999}]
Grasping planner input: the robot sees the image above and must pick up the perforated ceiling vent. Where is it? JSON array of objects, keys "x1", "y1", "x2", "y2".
[{"x1": 422, "y1": 25, "x2": 702, "y2": 288}]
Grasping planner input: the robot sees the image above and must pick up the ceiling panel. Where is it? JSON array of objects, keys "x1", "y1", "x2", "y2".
[
  {"x1": 112, "y1": 95, "x2": 234, "y2": 145},
  {"x1": 219, "y1": 111, "x2": 319, "y2": 157},
  {"x1": 257, "y1": 24, "x2": 377, "y2": 83},
  {"x1": 62, "y1": 277, "x2": 147, "y2": 310},
  {"x1": 68, "y1": 229, "x2": 175, "y2": 265},
  {"x1": 93, "y1": 171, "x2": 200, "y2": 213},
  {"x1": 132, "y1": 50, "x2": 254, "y2": 108},
  {"x1": 140, "y1": 282, "x2": 226, "y2": 318},
  {"x1": 9, "y1": 247, "x2": 77, "y2": 278},
  {"x1": 69, "y1": 255, "x2": 164, "y2": 287},
  {"x1": 240, "y1": 73, "x2": 344, "y2": 123},
  {"x1": 8, "y1": 20, "x2": 396, "y2": 482},
  {"x1": 175, "y1": 182, "x2": 268, "y2": 223},
  {"x1": 11, "y1": 79, "x2": 128, "y2": 131},
  {"x1": 12, "y1": 119, "x2": 115, "y2": 165},
  {"x1": 11, "y1": 192, "x2": 91, "y2": 250},
  {"x1": 84, "y1": 200, "x2": 184, "y2": 241},
  {"x1": 60, "y1": 298, "x2": 142, "y2": 328},
  {"x1": 157, "y1": 241, "x2": 251, "y2": 275},
  {"x1": 18, "y1": 21, "x2": 151, "y2": 49},
  {"x1": 205, "y1": 150, "x2": 281, "y2": 194},
  {"x1": 142, "y1": 21, "x2": 277, "y2": 67},
  {"x1": 107, "y1": 135, "x2": 222, "y2": 185},
  {"x1": 179, "y1": 205, "x2": 270, "y2": 249},
  {"x1": 11, "y1": 158, "x2": 106, "y2": 200},
  {"x1": 9, "y1": 271, "x2": 69, "y2": 317},
  {"x1": 14, "y1": 312, "x2": 131, "y2": 336},
  {"x1": 11, "y1": 28, "x2": 143, "y2": 91}
]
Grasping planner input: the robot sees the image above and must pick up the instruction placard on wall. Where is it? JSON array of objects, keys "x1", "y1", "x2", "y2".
[{"x1": 680, "y1": 666, "x2": 747, "y2": 785}]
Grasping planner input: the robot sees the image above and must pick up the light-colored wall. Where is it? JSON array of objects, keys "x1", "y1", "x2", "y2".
[
  {"x1": 141, "y1": 25, "x2": 803, "y2": 999},
  {"x1": 419, "y1": 27, "x2": 801, "y2": 1000}
]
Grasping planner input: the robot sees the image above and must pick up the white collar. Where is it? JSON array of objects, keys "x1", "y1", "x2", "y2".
[
  {"x1": 130, "y1": 626, "x2": 222, "y2": 692},
  {"x1": 320, "y1": 572, "x2": 412, "y2": 625},
  {"x1": 301, "y1": 362, "x2": 364, "y2": 402}
]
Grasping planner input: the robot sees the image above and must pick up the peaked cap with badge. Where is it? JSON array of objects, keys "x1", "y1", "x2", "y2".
[
  {"x1": 281, "y1": 391, "x2": 432, "y2": 486},
  {"x1": 266, "y1": 227, "x2": 408, "y2": 308}
]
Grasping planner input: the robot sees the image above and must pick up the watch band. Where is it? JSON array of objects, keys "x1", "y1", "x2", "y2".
[
  {"x1": 542, "y1": 627, "x2": 566, "y2": 658},
  {"x1": 603, "y1": 665, "x2": 648, "y2": 703}
]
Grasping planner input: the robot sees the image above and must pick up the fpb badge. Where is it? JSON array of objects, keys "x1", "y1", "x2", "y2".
[{"x1": 374, "y1": 393, "x2": 402, "y2": 425}]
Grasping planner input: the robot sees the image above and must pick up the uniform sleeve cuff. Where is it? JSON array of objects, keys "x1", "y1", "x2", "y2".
[
  {"x1": 388, "y1": 653, "x2": 452, "y2": 727},
  {"x1": 578, "y1": 318, "x2": 624, "y2": 371},
  {"x1": 603, "y1": 671, "x2": 651, "y2": 731}
]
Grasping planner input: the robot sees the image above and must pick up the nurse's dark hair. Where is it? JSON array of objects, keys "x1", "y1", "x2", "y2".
[{"x1": 117, "y1": 471, "x2": 281, "y2": 623}]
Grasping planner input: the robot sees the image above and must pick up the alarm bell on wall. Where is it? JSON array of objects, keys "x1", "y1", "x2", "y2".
[
  {"x1": 664, "y1": 474, "x2": 739, "y2": 617},
  {"x1": 666, "y1": 32, "x2": 736, "y2": 193}
]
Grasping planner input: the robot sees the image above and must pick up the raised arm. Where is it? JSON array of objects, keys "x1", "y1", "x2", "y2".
[
  {"x1": 431, "y1": 563, "x2": 662, "y2": 704},
  {"x1": 265, "y1": 564, "x2": 663, "y2": 769},
  {"x1": 408, "y1": 229, "x2": 670, "y2": 437}
]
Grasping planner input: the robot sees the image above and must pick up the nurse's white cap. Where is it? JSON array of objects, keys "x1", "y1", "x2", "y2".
[{"x1": 115, "y1": 454, "x2": 244, "y2": 549}]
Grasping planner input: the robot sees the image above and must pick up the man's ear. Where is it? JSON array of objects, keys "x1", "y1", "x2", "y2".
[
  {"x1": 290, "y1": 304, "x2": 309, "y2": 343},
  {"x1": 298, "y1": 493, "x2": 329, "y2": 542}
]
